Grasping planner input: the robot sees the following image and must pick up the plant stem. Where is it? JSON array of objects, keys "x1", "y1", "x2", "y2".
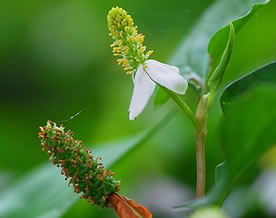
[
  {"x1": 161, "y1": 86, "x2": 200, "y2": 131},
  {"x1": 161, "y1": 84, "x2": 214, "y2": 199},
  {"x1": 195, "y1": 129, "x2": 206, "y2": 198},
  {"x1": 195, "y1": 95, "x2": 208, "y2": 198}
]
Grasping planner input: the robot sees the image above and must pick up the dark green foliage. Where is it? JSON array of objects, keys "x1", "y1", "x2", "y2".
[{"x1": 221, "y1": 61, "x2": 276, "y2": 112}]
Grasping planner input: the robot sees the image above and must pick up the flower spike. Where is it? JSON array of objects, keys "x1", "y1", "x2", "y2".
[
  {"x1": 39, "y1": 120, "x2": 120, "y2": 208},
  {"x1": 107, "y1": 6, "x2": 153, "y2": 75},
  {"x1": 39, "y1": 121, "x2": 153, "y2": 217}
]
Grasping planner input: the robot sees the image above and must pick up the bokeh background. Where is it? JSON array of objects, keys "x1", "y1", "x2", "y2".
[{"x1": 0, "y1": 0, "x2": 276, "y2": 217}]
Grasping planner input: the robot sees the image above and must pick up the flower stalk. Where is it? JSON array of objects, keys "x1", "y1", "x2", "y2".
[
  {"x1": 194, "y1": 95, "x2": 208, "y2": 198},
  {"x1": 161, "y1": 86, "x2": 200, "y2": 130},
  {"x1": 194, "y1": 90, "x2": 217, "y2": 198}
]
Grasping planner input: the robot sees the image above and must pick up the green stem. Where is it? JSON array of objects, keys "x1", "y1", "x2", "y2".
[
  {"x1": 195, "y1": 128, "x2": 206, "y2": 198},
  {"x1": 206, "y1": 89, "x2": 216, "y2": 111},
  {"x1": 195, "y1": 95, "x2": 208, "y2": 198},
  {"x1": 161, "y1": 86, "x2": 200, "y2": 131},
  {"x1": 194, "y1": 90, "x2": 216, "y2": 199},
  {"x1": 161, "y1": 83, "x2": 216, "y2": 199},
  {"x1": 161, "y1": 86, "x2": 207, "y2": 199}
]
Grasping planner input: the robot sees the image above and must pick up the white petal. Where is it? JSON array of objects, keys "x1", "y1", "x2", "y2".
[
  {"x1": 128, "y1": 64, "x2": 156, "y2": 120},
  {"x1": 145, "y1": 59, "x2": 188, "y2": 95}
]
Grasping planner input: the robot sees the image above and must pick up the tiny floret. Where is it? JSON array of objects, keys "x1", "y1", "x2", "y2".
[{"x1": 107, "y1": 7, "x2": 153, "y2": 74}]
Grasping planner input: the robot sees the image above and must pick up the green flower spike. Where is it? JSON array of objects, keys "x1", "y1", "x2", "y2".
[
  {"x1": 39, "y1": 121, "x2": 120, "y2": 208},
  {"x1": 107, "y1": 6, "x2": 153, "y2": 75}
]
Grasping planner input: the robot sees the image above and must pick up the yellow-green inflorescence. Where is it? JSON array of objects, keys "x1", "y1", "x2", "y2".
[
  {"x1": 39, "y1": 121, "x2": 120, "y2": 208},
  {"x1": 107, "y1": 6, "x2": 153, "y2": 75}
]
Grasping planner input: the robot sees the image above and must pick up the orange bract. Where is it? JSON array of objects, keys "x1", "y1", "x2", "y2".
[{"x1": 109, "y1": 193, "x2": 152, "y2": 218}]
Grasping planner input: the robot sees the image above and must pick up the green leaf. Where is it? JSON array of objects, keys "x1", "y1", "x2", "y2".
[
  {"x1": 155, "y1": 0, "x2": 270, "y2": 105},
  {"x1": 207, "y1": 23, "x2": 235, "y2": 90},
  {"x1": 171, "y1": 0, "x2": 269, "y2": 83},
  {"x1": 0, "y1": 114, "x2": 172, "y2": 218},
  {"x1": 175, "y1": 84, "x2": 276, "y2": 210},
  {"x1": 222, "y1": 85, "x2": 276, "y2": 179},
  {"x1": 221, "y1": 61, "x2": 276, "y2": 112}
]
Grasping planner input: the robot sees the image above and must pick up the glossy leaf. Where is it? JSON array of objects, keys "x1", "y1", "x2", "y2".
[
  {"x1": 170, "y1": 0, "x2": 269, "y2": 83},
  {"x1": 155, "y1": 0, "x2": 270, "y2": 104},
  {"x1": 222, "y1": 86, "x2": 276, "y2": 179},
  {"x1": 0, "y1": 114, "x2": 172, "y2": 218},
  {"x1": 176, "y1": 85, "x2": 276, "y2": 209},
  {"x1": 207, "y1": 23, "x2": 235, "y2": 90},
  {"x1": 221, "y1": 61, "x2": 276, "y2": 112}
]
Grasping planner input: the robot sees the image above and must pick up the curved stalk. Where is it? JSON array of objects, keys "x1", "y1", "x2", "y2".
[
  {"x1": 162, "y1": 84, "x2": 215, "y2": 199},
  {"x1": 161, "y1": 86, "x2": 200, "y2": 130}
]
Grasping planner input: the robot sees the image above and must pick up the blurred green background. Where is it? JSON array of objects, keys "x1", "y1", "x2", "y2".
[{"x1": 0, "y1": 0, "x2": 276, "y2": 217}]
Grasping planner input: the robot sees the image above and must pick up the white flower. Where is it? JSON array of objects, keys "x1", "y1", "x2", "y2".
[
  {"x1": 107, "y1": 8, "x2": 188, "y2": 120},
  {"x1": 129, "y1": 59, "x2": 188, "y2": 120}
]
